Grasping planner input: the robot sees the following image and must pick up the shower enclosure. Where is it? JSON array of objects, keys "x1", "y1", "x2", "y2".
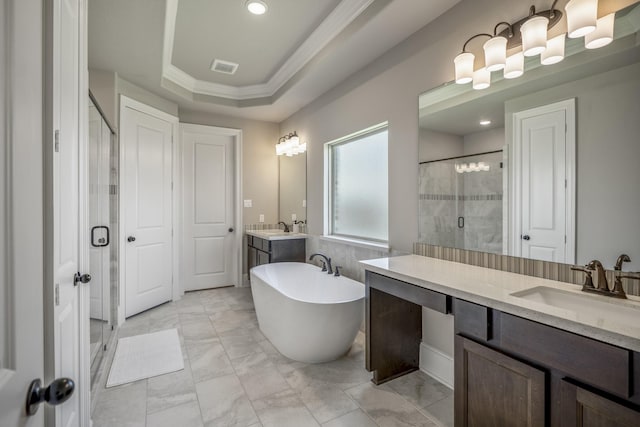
[
  {"x1": 418, "y1": 150, "x2": 503, "y2": 254},
  {"x1": 88, "y1": 94, "x2": 118, "y2": 385}
]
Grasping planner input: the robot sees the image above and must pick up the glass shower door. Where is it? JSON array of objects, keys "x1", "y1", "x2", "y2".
[{"x1": 88, "y1": 97, "x2": 114, "y2": 382}]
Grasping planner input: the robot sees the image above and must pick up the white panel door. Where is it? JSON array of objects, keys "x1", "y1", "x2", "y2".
[
  {"x1": 122, "y1": 104, "x2": 174, "y2": 317},
  {"x1": 0, "y1": 0, "x2": 45, "y2": 424},
  {"x1": 182, "y1": 124, "x2": 237, "y2": 291},
  {"x1": 52, "y1": 0, "x2": 82, "y2": 425},
  {"x1": 519, "y1": 108, "x2": 567, "y2": 263}
]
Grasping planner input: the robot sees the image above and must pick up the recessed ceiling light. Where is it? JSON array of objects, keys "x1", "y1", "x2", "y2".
[
  {"x1": 246, "y1": 0, "x2": 267, "y2": 15},
  {"x1": 479, "y1": 120, "x2": 491, "y2": 126}
]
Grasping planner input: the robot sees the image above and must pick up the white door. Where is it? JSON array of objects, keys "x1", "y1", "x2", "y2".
[
  {"x1": 181, "y1": 124, "x2": 237, "y2": 291},
  {"x1": 0, "y1": 0, "x2": 45, "y2": 424},
  {"x1": 52, "y1": 0, "x2": 82, "y2": 425},
  {"x1": 122, "y1": 99, "x2": 175, "y2": 318},
  {"x1": 88, "y1": 102, "x2": 111, "y2": 322},
  {"x1": 512, "y1": 99, "x2": 575, "y2": 263}
]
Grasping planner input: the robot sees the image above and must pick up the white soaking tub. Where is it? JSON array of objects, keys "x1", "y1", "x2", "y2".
[{"x1": 250, "y1": 262, "x2": 365, "y2": 363}]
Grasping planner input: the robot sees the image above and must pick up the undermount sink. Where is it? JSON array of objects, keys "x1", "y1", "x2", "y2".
[{"x1": 511, "y1": 286, "x2": 640, "y2": 325}]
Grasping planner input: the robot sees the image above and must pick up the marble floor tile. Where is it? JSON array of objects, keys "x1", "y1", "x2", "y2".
[
  {"x1": 298, "y1": 384, "x2": 359, "y2": 424},
  {"x1": 221, "y1": 334, "x2": 259, "y2": 360},
  {"x1": 147, "y1": 362, "x2": 197, "y2": 414},
  {"x1": 252, "y1": 389, "x2": 320, "y2": 427},
  {"x1": 92, "y1": 286, "x2": 454, "y2": 427},
  {"x1": 238, "y1": 366, "x2": 291, "y2": 401},
  {"x1": 196, "y1": 374, "x2": 258, "y2": 426},
  {"x1": 231, "y1": 350, "x2": 274, "y2": 376},
  {"x1": 92, "y1": 380, "x2": 147, "y2": 427},
  {"x1": 187, "y1": 341, "x2": 234, "y2": 383},
  {"x1": 347, "y1": 382, "x2": 438, "y2": 427},
  {"x1": 146, "y1": 401, "x2": 204, "y2": 427},
  {"x1": 387, "y1": 370, "x2": 452, "y2": 410},
  {"x1": 285, "y1": 358, "x2": 371, "y2": 391},
  {"x1": 322, "y1": 409, "x2": 378, "y2": 427},
  {"x1": 421, "y1": 395, "x2": 454, "y2": 427}
]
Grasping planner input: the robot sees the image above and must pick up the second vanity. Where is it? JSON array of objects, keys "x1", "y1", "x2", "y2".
[
  {"x1": 361, "y1": 255, "x2": 640, "y2": 427},
  {"x1": 246, "y1": 229, "x2": 306, "y2": 271}
]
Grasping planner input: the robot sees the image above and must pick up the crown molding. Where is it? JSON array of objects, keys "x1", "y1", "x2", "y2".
[{"x1": 162, "y1": 0, "x2": 374, "y2": 101}]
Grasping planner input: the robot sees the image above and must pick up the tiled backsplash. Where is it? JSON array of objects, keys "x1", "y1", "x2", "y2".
[
  {"x1": 413, "y1": 243, "x2": 640, "y2": 297},
  {"x1": 244, "y1": 222, "x2": 308, "y2": 234}
]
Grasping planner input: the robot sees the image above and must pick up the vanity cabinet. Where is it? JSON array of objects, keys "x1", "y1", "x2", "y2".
[
  {"x1": 453, "y1": 299, "x2": 640, "y2": 427},
  {"x1": 247, "y1": 235, "x2": 305, "y2": 271},
  {"x1": 363, "y1": 270, "x2": 640, "y2": 427}
]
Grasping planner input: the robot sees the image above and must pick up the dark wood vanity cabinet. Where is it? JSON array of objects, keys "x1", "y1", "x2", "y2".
[
  {"x1": 364, "y1": 271, "x2": 640, "y2": 427},
  {"x1": 246, "y1": 235, "x2": 305, "y2": 272},
  {"x1": 453, "y1": 300, "x2": 640, "y2": 427}
]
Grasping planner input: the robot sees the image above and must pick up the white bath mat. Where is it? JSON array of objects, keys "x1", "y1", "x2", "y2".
[{"x1": 106, "y1": 328, "x2": 184, "y2": 388}]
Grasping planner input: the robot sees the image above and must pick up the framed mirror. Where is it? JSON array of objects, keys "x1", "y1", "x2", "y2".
[
  {"x1": 279, "y1": 153, "x2": 307, "y2": 226},
  {"x1": 418, "y1": 3, "x2": 640, "y2": 270}
]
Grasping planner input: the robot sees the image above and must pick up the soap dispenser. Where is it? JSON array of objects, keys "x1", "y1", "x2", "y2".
[{"x1": 292, "y1": 220, "x2": 300, "y2": 234}]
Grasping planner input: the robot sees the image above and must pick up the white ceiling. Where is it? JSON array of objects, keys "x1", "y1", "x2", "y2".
[{"x1": 88, "y1": 0, "x2": 459, "y2": 122}]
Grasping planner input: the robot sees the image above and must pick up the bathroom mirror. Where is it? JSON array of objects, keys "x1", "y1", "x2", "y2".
[
  {"x1": 418, "y1": 3, "x2": 640, "y2": 270},
  {"x1": 279, "y1": 152, "x2": 307, "y2": 226}
]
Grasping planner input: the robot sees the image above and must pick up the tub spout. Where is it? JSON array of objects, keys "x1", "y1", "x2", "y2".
[{"x1": 309, "y1": 253, "x2": 333, "y2": 274}]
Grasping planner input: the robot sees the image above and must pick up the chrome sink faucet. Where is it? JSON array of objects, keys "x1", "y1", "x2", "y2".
[
  {"x1": 572, "y1": 256, "x2": 639, "y2": 299},
  {"x1": 586, "y1": 260, "x2": 609, "y2": 293},
  {"x1": 309, "y1": 253, "x2": 333, "y2": 274},
  {"x1": 277, "y1": 221, "x2": 290, "y2": 232}
]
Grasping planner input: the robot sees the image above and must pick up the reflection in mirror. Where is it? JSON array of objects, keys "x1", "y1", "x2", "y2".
[
  {"x1": 418, "y1": 3, "x2": 640, "y2": 270},
  {"x1": 279, "y1": 152, "x2": 306, "y2": 227}
]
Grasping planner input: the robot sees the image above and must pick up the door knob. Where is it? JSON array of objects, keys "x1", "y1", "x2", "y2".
[
  {"x1": 25, "y1": 377, "x2": 75, "y2": 416},
  {"x1": 522, "y1": 235, "x2": 531, "y2": 241},
  {"x1": 127, "y1": 236, "x2": 136, "y2": 242},
  {"x1": 228, "y1": 227, "x2": 234, "y2": 233},
  {"x1": 74, "y1": 272, "x2": 91, "y2": 285}
]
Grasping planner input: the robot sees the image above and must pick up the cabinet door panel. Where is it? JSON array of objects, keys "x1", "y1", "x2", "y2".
[
  {"x1": 257, "y1": 250, "x2": 270, "y2": 266},
  {"x1": 561, "y1": 381, "x2": 640, "y2": 427},
  {"x1": 455, "y1": 336, "x2": 545, "y2": 427}
]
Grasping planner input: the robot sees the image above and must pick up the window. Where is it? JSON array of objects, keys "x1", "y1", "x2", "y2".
[{"x1": 325, "y1": 123, "x2": 388, "y2": 244}]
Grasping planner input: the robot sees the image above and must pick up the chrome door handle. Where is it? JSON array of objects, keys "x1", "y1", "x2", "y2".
[
  {"x1": 74, "y1": 272, "x2": 91, "y2": 285},
  {"x1": 25, "y1": 377, "x2": 75, "y2": 416},
  {"x1": 127, "y1": 236, "x2": 136, "y2": 242}
]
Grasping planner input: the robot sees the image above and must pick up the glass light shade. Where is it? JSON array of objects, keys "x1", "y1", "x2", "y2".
[
  {"x1": 483, "y1": 36, "x2": 508, "y2": 72},
  {"x1": 289, "y1": 133, "x2": 299, "y2": 145},
  {"x1": 521, "y1": 15, "x2": 549, "y2": 57},
  {"x1": 541, "y1": 34, "x2": 565, "y2": 65},
  {"x1": 472, "y1": 68, "x2": 490, "y2": 90},
  {"x1": 246, "y1": 0, "x2": 267, "y2": 15},
  {"x1": 565, "y1": 0, "x2": 598, "y2": 38},
  {"x1": 454, "y1": 52, "x2": 475, "y2": 84},
  {"x1": 585, "y1": 13, "x2": 615, "y2": 49},
  {"x1": 504, "y1": 52, "x2": 524, "y2": 79}
]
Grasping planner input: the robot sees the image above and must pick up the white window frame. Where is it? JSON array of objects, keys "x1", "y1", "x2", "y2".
[{"x1": 323, "y1": 122, "x2": 389, "y2": 248}]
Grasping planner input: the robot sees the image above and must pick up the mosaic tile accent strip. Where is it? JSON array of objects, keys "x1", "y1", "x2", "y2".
[
  {"x1": 244, "y1": 223, "x2": 308, "y2": 234},
  {"x1": 419, "y1": 194, "x2": 503, "y2": 201},
  {"x1": 413, "y1": 243, "x2": 640, "y2": 296}
]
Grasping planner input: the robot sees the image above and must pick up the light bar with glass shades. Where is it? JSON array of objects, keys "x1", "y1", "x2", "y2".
[
  {"x1": 453, "y1": 0, "x2": 614, "y2": 90},
  {"x1": 275, "y1": 132, "x2": 306, "y2": 156}
]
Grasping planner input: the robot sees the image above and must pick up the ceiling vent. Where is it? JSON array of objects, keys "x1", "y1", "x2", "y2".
[{"x1": 210, "y1": 59, "x2": 239, "y2": 75}]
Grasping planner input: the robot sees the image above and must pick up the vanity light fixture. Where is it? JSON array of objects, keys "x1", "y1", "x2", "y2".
[
  {"x1": 453, "y1": 0, "x2": 613, "y2": 90},
  {"x1": 275, "y1": 131, "x2": 306, "y2": 156},
  {"x1": 246, "y1": 0, "x2": 267, "y2": 15},
  {"x1": 455, "y1": 162, "x2": 491, "y2": 173}
]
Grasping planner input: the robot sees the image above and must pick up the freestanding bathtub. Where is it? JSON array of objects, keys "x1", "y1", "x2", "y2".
[{"x1": 250, "y1": 262, "x2": 365, "y2": 363}]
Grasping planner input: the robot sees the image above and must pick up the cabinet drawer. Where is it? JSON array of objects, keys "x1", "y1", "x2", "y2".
[
  {"x1": 367, "y1": 272, "x2": 449, "y2": 314},
  {"x1": 259, "y1": 238, "x2": 270, "y2": 252},
  {"x1": 453, "y1": 299, "x2": 491, "y2": 341},
  {"x1": 500, "y1": 313, "x2": 631, "y2": 398}
]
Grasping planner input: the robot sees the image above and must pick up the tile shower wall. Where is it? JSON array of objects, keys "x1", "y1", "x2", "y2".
[
  {"x1": 413, "y1": 243, "x2": 640, "y2": 297},
  {"x1": 419, "y1": 152, "x2": 503, "y2": 254}
]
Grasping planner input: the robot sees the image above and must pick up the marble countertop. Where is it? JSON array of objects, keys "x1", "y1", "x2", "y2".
[
  {"x1": 360, "y1": 255, "x2": 640, "y2": 352},
  {"x1": 245, "y1": 229, "x2": 307, "y2": 241}
]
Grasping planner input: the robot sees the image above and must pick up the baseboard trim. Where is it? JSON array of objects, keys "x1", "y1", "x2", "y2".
[{"x1": 419, "y1": 342, "x2": 454, "y2": 390}]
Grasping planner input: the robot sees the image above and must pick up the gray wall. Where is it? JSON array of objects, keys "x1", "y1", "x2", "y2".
[
  {"x1": 280, "y1": 0, "x2": 531, "y2": 359},
  {"x1": 505, "y1": 61, "x2": 640, "y2": 271}
]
